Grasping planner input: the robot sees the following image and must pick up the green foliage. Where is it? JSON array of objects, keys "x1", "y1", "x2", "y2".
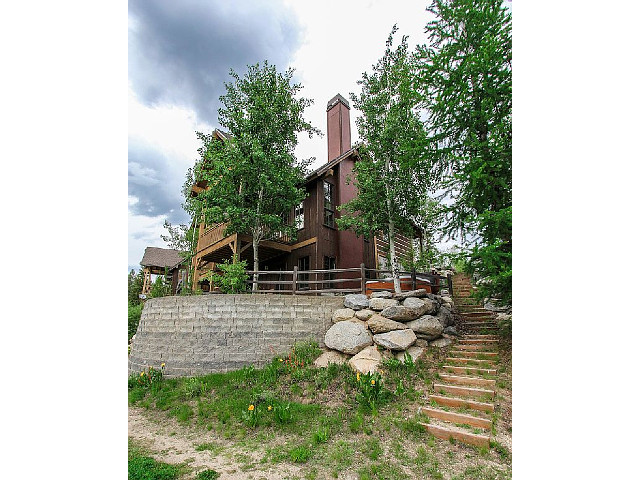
[
  {"x1": 195, "y1": 470, "x2": 220, "y2": 480},
  {"x1": 355, "y1": 371, "x2": 386, "y2": 413},
  {"x1": 128, "y1": 440, "x2": 184, "y2": 480},
  {"x1": 128, "y1": 303, "x2": 143, "y2": 341},
  {"x1": 289, "y1": 444, "x2": 312, "y2": 463},
  {"x1": 128, "y1": 269, "x2": 144, "y2": 305},
  {"x1": 338, "y1": 27, "x2": 428, "y2": 292},
  {"x1": 133, "y1": 364, "x2": 165, "y2": 395},
  {"x1": 417, "y1": 0, "x2": 512, "y2": 305},
  {"x1": 205, "y1": 256, "x2": 249, "y2": 294},
  {"x1": 196, "y1": 61, "x2": 319, "y2": 283},
  {"x1": 149, "y1": 275, "x2": 168, "y2": 298}
]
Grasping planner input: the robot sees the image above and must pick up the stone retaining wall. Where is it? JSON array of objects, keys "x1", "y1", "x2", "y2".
[{"x1": 128, "y1": 294, "x2": 344, "y2": 377}]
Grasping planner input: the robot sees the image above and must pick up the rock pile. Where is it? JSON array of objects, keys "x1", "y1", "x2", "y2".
[{"x1": 315, "y1": 290, "x2": 459, "y2": 374}]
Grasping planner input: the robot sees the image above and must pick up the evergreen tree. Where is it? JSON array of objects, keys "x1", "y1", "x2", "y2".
[{"x1": 417, "y1": 0, "x2": 512, "y2": 304}]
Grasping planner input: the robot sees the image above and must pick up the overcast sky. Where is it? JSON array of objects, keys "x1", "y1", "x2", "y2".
[{"x1": 128, "y1": 0, "x2": 498, "y2": 272}]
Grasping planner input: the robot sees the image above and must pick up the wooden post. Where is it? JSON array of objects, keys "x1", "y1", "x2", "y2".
[
  {"x1": 360, "y1": 263, "x2": 366, "y2": 294},
  {"x1": 411, "y1": 267, "x2": 417, "y2": 291},
  {"x1": 447, "y1": 274, "x2": 453, "y2": 297},
  {"x1": 292, "y1": 266, "x2": 298, "y2": 295}
]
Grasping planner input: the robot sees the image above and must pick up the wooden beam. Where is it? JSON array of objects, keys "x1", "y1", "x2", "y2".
[{"x1": 290, "y1": 236, "x2": 317, "y2": 250}]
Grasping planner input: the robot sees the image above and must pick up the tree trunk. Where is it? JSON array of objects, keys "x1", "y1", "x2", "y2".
[
  {"x1": 252, "y1": 235, "x2": 259, "y2": 293},
  {"x1": 388, "y1": 215, "x2": 401, "y2": 294}
]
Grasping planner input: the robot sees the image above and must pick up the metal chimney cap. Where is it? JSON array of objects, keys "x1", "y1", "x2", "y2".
[{"x1": 326, "y1": 93, "x2": 350, "y2": 111}]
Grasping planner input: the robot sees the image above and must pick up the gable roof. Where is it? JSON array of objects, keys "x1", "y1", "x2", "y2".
[
  {"x1": 140, "y1": 247, "x2": 185, "y2": 269},
  {"x1": 304, "y1": 145, "x2": 360, "y2": 184}
]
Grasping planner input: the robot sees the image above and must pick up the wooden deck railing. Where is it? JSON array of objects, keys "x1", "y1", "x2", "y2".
[{"x1": 242, "y1": 264, "x2": 452, "y2": 296}]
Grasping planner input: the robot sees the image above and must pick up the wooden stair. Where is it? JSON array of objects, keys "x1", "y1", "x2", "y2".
[{"x1": 416, "y1": 273, "x2": 502, "y2": 449}]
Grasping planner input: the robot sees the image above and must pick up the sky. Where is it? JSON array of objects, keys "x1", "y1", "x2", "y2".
[{"x1": 128, "y1": 0, "x2": 442, "y2": 272}]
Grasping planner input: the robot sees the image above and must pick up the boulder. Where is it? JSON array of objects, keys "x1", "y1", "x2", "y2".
[
  {"x1": 394, "y1": 289, "x2": 428, "y2": 300},
  {"x1": 414, "y1": 338, "x2": 429, "y2": 348},
  {"x1": 373, "y1": 329, "x2": 417, "y2": 351},
  {"x1": 379, "y1": 301, "x2": 430, "y2": 322},
  {"x1": 369, "y1": 297, "x2": 399, "y2": 311},
  {"x1": 429, "y1": 337, "x2": 453, "y2": 348},
  {"x1": 355, "y1": 309, "x2": 375, "y2": 321},
  {"x1": 324, "y1": 320, "x2": 373, "y2": 355},
  {"x1": 371, "y1": 291, "x2": 393, "y2": 299},
  {"x1": 366, "y1": 313, "x2": 407, "y2": 334},
  {"x1": 496, "y1": 312, "x2": 512, "y2": 323},
  {"x1": 406, "y1": 315, "x2": 444, "y2": 340},
  {"x1": 411, "y1": 297, "x2": 439, "y2": 315},
  {"x1": 395, "y1": 345, "x2": 425, "y2": 363},
  {"x1": 443, "y1": 325, "x2": 460, "y2": 336},
  {"x1": 436, "y1": 305, "x2": 454, "y2": 327},
  {"x1": 440, "y1": 295, "x2": 453, "y2": 305},
  {"x1": 332, "y1": 308, "x2": 356, "y2": 323},
  {"x1": 314, "y1": 350, "x2": 350, "y2": 368},
  {"x1": 344, "y1": 294, "x2": 369, "y2": 310},
  {"x1": 348, "y1": 345, "x2": 392, "y2": 375}
]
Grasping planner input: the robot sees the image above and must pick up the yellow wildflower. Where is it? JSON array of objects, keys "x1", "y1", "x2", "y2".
[
  {"x1": 248, "y1": 404, "x2": 255, "y2": 411},
  {"x1": 268, "y1": 405, "x2": 273, "y2": 411},
  {"x1": 140, "y1": 372, "x2": 145, "y2": 377},
  {"x1": 161, "y1": 363, "x2": 165, "y2": 368},
  {"x1": 279, "y1": 358, "x2": 283, "y2": 362},
  {"x1": 356, "y1": 372, "x2": 360, "y2": 381},
  {"x1": 371, "y1": 379, "x2": 375, "y2": 385}
]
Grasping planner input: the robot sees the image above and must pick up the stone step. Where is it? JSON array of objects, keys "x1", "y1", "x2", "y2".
[
  {"x1": 418, "y1": 422, "x2": 490, "y2": 448},
  {"x1": 434, "y1": 383, "x2": 495, "y2": 400},
  {"x1": 459, "y1": 314, "x2": 495, "y2": 320},
  {"x1": 463, "y1": 335, "x2": 500, "y2": 340},
  {"x1": 418, "y1": 406, "x2": 491, "y2": 430},
  {"x1": 443, "y1": 365, "x2": 497, "y2": 375},
  {"x1": 463, "y1": 322, "x2": 498, "y2": 328},
  {"x1": 429, "y1": 394, "x2": 495, "y2": 413},
  {"x1": 445, "y1": 357, "x2": 496, "y2": 366},
  {"x1": 439, "y1": 374, "x2": 497, "y2": 389},
  {"x1": 449, "y1": 350, "x2": 499, "y2": 359}
]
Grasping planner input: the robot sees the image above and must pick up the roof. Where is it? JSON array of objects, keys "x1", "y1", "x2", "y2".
[
  {"x1": 304, "y1": 145, "x2": 360, "y2": 184},
  {"x1": 140, "y1": 247, "x2": 186, "y2": 269}
]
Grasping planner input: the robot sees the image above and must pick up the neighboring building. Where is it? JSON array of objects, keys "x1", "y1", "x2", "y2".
[
  {"x1": 139, "y1": 246, "x2": 188, "y2": 296},
  {"x1": 190, "y1": 94, "x2": 413, "y2": 292}
]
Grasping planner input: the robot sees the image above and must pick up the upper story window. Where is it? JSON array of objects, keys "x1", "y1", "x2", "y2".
[
  {"x1": 323, "y1": 181, "x2": 335, "y2": 228},
  {"x1": 294, "y1": 202, "x2": 304, "y2": 230}
]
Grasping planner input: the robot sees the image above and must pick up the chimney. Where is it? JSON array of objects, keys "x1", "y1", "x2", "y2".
[{"x1": 326, "y1": 93, "x2": 351, "y2": 162}]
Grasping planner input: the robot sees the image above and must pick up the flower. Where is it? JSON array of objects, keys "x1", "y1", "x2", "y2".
[
  {"x1": 140, "y1": 372, "x2": 144, "y2": 377},
  {"x1": 379, "y1": 370, "x2": 384, "y2": 375},
  {"x1": 267, "y1": 405, "x2": 273, "y2": 411},
  {"x1": 248, "y1": 405, "x2": 255, "y2": 411},
  {"x1": 371, "y1": 379, "x2": 376, "y2": 385},
  {"x1": 161, "y1": 363, "x2": 165, "y2": 368},
  {"x1": 356, "y1": 372, "x2": 361, "y2": 381},
  {"x1": 279, "y1": 358, "x2": 283, "y2": 362}
]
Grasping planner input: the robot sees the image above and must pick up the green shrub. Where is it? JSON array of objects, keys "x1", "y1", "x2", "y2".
[
  {"x1": 289, "y1": 445, "x2": 312, "y2": 463},
  {"x1": 195, "y1": 469, "x2": 220, "y2": 480},
  {"x1": 128, "y1": 440, "x2": 183, "y2": 480},
  {"x1": 206, "y1": 256, "x2": 248, "y2": 293},
  {"x1": 128, "y1": 303, "x2": 143, "y2": 341}
]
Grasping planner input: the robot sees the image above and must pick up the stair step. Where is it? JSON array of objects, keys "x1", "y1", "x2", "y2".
[
  {"x1": 429, "y1": 394, "x2": 495, "y2": 413},
  {"x1": 455, "y1": 344, "x2": 497, "y2": 351},
  {"x1": 418, "y1": 422, "x2": 490, "y2": 448},
  {"x1": 445, "y1": 357, "x2": 496, "y2": 366},
  {"x1": 439, "y1": 374, "x2": 496, "y2": 389},
  {"x1": 418, "y1": 406, "x2": 491, "y2": 430},
  {"x1": 443, "y1": 365, "x2": 497, "y2": 375},
  {"x1": 449, "y1": 350, "x2": 498, "y2": 358},
  {"x1": 434, "y1": 383, "x2": 495, "y2": 400},
  {"x1": 459, "y1": 339, "x2": 499, "y2": 345},
  {"x1": 463, "y1": 322, "x2": 498, "y2": 327},
  {"x1": 461, "y1": 335, "x2": 499, "y2": 340}
]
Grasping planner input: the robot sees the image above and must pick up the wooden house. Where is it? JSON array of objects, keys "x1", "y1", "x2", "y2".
[
  {"x1": 139, "y1": 247, "x2": 188, "y2": 296},
  {"x1": 190, "y1": 94, "x2": 414, "y2": 292}
]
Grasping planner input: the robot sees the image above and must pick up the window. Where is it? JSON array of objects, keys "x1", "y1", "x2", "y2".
[
  {"x1": 298, "y1": 256, "x2": 310, "y2": 290},
  {"x1": 324, "y1": 256, "x2": 336, "y2": 289},
  {"x1": 323, "y1": 181, "x2": 335, "y2": 228},
  {"x1": 294, "y1": 202, "x2": 304, "y2": 230}
]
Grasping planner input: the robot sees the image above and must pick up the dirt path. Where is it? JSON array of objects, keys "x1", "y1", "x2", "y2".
[{"x1": 128, "y1": 407, "x2": 303, "y2": 480}]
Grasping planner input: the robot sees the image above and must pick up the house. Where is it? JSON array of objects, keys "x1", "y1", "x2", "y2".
[
  {"x1": 139, "y1": 246, "x2": 188, "y2": 296},
  {"x1": 190, "y1": 94, "x2": 414, "y2": 292}
]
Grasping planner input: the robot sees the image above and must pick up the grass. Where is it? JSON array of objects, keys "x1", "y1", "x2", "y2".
[
  {"x1": 128, "y1": 439, "x2": 186, "y2": 480},
  {"x1": 129, "y1": 340, "x2": 512, "y2": 479}
]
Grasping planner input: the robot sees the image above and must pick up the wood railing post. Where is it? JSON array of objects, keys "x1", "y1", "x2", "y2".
[
  {"x1": 447, "y1": 273, "x2": 453, "y2": 297},
  {"x1": 360, "y1": 263, "x2": 366, "y2": 294},
  {"x1": 292, "y1": 266, "x2": 298, "y2": 296},
  {"x1": 411, "y1": 267, "x2": 417, "y2": 291}
]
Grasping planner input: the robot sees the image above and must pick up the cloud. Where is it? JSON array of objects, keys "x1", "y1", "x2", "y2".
[
  {"x1": 128, "y1": 140, "x2": 190, "y2": 225},
  {"x1": 128, "y1": 0, "x2": 303, "y2": 125}
]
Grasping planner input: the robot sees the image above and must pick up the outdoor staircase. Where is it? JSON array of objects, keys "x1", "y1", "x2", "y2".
[{"x1": 417, "y1": 274, "x2": 500, "y2": 448}]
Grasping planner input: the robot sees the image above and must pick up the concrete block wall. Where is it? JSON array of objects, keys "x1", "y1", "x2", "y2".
[{"x1": 128, "y1": 294, "x2": 344, "y2": 377}]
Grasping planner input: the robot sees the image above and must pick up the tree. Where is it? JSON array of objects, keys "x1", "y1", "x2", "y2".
[
  {"x1": 128, "y1": 269, "x2": 144, "y2": 305},
  {"x1": 337, "y1": 27, "x2": 428, "y2": 293},
  {"x1": 416, "y1": 0, "x2": 512, "y2": 304},
  {"x1": 197, "y1": 62, "x2": 320, "y2": 291}
]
